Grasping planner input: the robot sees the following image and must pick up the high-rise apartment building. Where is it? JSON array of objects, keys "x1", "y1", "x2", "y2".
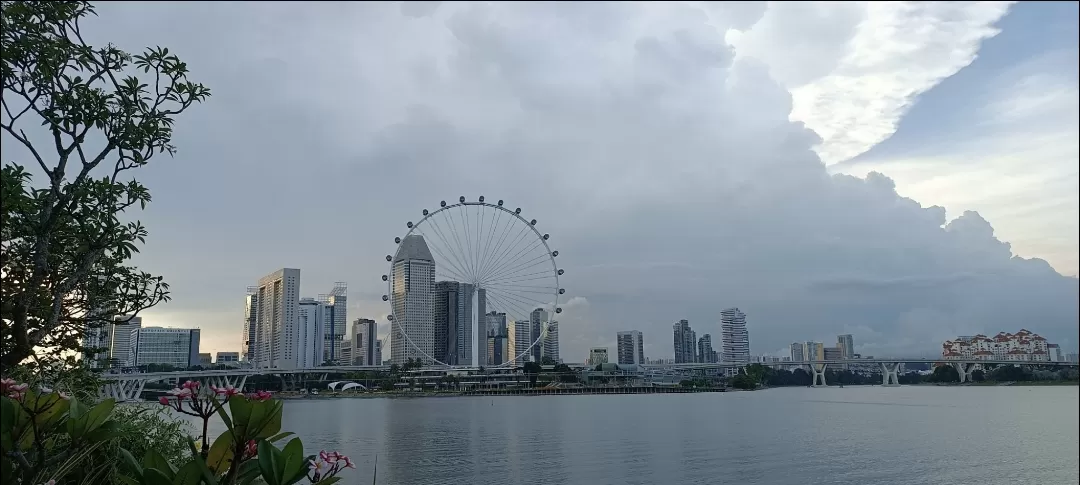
[
  {"x1": 107, "y1": 316, "x2": 143, "y2": 367},
  {"x1": 476, "y1": 288, "x2": 487, "y2": 367},
  {"x1": 530, "y1": 308, "x2": 547, "y2": 363},
  {"x1": 242, "y1": 287, "x2": 258, "y2": 363},
  {"x1": 391, "y1": 236, "x2": 435, "y2": 365},
  {"x1": 804, "y1": 341, "x2": 824, "y2": 361},
  {"x1": 697, "y1": 334, "x2": 718, "y2": 363},
  {"x1": 296, "y1": 298, "x2": 327, "y2": 368},
  {"x1": 823, "y1": 347, "x2": 842, "y2": 361},
  {"x1": 837, "y1": 334, "x2": 855, "y2": 359},
  {"x1": 508, "y1": 319, "x2": 533, "y2": 364},
  {"x1": 434, "y1": 281, "x2": 475, "y2": 365},
  {"x1": 129, "y1": 327, "x2": 201, "y2": 368},
  {"x1": 543, "y1": 321, "x2": 560, "y2": 363},
  {"x1": 673, "y1": 320, "x2": 696, "y2": 364},
  {"x1": 790, "y1": 342, "x2": 805, "y2": 361},
  {"x1": 720, "y1": 308, "x2": 749, "y2": 364},
  {"x1": 254, "y1": 268, "x2": 301, "y2": 369},
  {"x1": 216, "y1": 352, "x2": 240, "y2": 365},
  {"x1": 319, "y1": 283, "x2": 348, "y2": 363},
  {"x1": 352, "y1": 318, "x2": 378, "y2": 366},
  {"x1": 486, "y1": 312, "x2": 509, "y2": 366},
  {"x1": 588, "y1": 347, "x2": 609, "y2": 366},
  {"x1": 616, "y1": 330, "x2": 644, "y2": 365},
  {"x1": 374, "y1": 340, "x2": 383, "y2": 365}
]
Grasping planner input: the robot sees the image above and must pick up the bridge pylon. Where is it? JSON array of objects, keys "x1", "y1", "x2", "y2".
[
  {"x1": 810, "y1": 363, "x2": 827, "y2": 387},
  {"x1": 880, "y1": 362, "x2": 901, "y2": 386},
  {"x1": 951, "y1": 362, "x2": 975, "y2": 383}
]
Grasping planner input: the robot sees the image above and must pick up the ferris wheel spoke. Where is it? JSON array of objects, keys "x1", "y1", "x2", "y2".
[
  {"x1": 484, "y1": 274, "x2": 559, "y2": 288},
  {"x1": 485, "y1": 259, "x2": 555, "y2": 285},
  {"x1": 480, "y1": 237, "x2": 546, "y2": 283},
  {"x1": 474, "y1": 205, "x2": 485, "y2": 279},
  {"x1": 479, "y1": 224, "x2": 532, "y2": 283},
  {"x1": 462, "y1": 205, "x2": 481, "y2": 280},
  {"x1": 475, "y1": 207, "x2": 504, "y2": 279},
  {"x1": 427, "y1": 217, "x2": 472, "y2": 282},
  {"x1": 479, "y1": 213, "x2": 521, "y2": 278},
  {"x1": 417, "y1": 227, "x2": 471, "y2": 282},
  {"x1": 485, "y1": 283, "x2": 559, "y2": 291},
  {"x1": 484, "y1": 269, "x2": 553, "y2": 286},
  {"x1": 484, "y1": 253, "x2": 551, "y2": 284},
  {"x1": 483, "y1": 290, "x2": 535, "y2": 323},
  {"x1": 455, "y1": 206, "x2": 474, "y2": 279},
  {"x1": 443, "y1": 208, "x2": 476, "y2": 281},
  {"x1": 485, "y1": 285, "x2": 552, "y2": 309}
]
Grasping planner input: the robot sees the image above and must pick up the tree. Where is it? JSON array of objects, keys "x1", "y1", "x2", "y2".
[
  {"x1": 1, "y1": 1, "x2": 210, "y2": 367},
  {"x1": 522, "y1": 361, "x2": 541, "y2": 387}
]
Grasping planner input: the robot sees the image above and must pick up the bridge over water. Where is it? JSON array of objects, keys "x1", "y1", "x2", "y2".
[{"x1": 99, "y1": 359, "x2": 1077, "y2": 401}]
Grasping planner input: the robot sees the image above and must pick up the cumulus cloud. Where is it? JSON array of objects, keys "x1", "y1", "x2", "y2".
[{"x1": 4, "y1": 2, "x2": 1074, "y2": 360}]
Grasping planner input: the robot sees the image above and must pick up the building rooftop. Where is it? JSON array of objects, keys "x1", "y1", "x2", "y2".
[{"x1": 394, "y1": 235, "x2": 434, "y2": 263}]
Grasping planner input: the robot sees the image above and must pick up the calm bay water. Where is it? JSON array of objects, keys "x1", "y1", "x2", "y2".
[{"x1": 184, "y1": 386, "x2": 1079, "y2": 485}]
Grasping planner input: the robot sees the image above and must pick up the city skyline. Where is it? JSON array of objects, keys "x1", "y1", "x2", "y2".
[{"x1": 6, "y1": 2, "x2": 1079, "y2": 368}]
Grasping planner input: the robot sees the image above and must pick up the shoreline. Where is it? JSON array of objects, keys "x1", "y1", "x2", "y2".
[{"x1": 274, "y1": 386, "x2": 729, "y2": 400}]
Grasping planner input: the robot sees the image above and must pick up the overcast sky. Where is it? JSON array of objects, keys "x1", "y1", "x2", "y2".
[{"x1": 5, "y1": 1, "x2": 1077, "y2": 361}]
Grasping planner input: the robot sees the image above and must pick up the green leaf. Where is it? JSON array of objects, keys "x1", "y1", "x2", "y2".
[
  {"x1": 318, "y1": 477, "x2": 342, "y2": 485},
  {"x1": 142, "y1": 448, "x2": 176, "y2": 479},
  {"x1": 84, "y1": 398, "x2": 116, "y2": 433},
  {"x1": 118, "y1": 447, "x2": 144, "y2": 478},
  {"x1": 257, "y1": 440, "x2": 282, "y2": 485},
  {"x1": 143, "y1": 468, "x2": 174, "y2": 485},
  {"x1": 266, "y1": 431, "x2": 294, "y2": 443},
  {"x1": 280, "y1": 438, "x2": 307, "y2": 484},
  {"x1": 172, "y1": 460, "x2": 204, "y2": 485},
  {"x1": 252, "y1": 400, "x2": 282, "y2": 439},
  {"x1": 204, "y1": 430, "x2": 236, "y2": 475},
  {"x1": 186, "y1": 440, "x2": 220, "y2": 485}
]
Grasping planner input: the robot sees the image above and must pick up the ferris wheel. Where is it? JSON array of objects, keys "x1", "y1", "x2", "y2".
[{"x1": 382, "y1": 196, "x2": 564, "y2": 368}]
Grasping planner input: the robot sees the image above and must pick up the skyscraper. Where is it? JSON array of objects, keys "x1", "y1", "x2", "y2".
[
  {"x1": 391, "y1": 235, "x2": 435, "y2": 365},
  {"x1": 720, "y1": 308, "x2": 749, "y2": 364},
  {"x1": 837, "y1": 334, "x2": 855, "y2": 359},
  {"x1": 543, "y1": 321, "x2": 560, "y2": 363},
  {"x1": 486, "y1": 311, "x2": 509, "y2": 366},
  {"x1": 697, "y1": 334, "x2": 718, "y2": 363},
  {"x1": 804, "y1": 341, "x2": 824, "y2": 361},
  {"x1": 616, "y1": 330, "x2": 644, "y2": 365},
  {"x1": 476, "y1": 288, "x2": 487, "y2": 367},
  {"x1": 673, "y1": 320, "x2": 696, "y2": 364},
  {"x1": 254, "y1": 268, "x2": 301, "y2": 369},
  {"x1": 790, "y1": 342, "x2": 805, "y2": 361},
  {"x1": 320, "y1": 283, "x2": 347, "y2": 363},
  {"x1": 530, "y1": 308, "x2": 547, "y2": 363},
  {"x1": 435, "y1": 281, "x2": 475, "y2": 365},
  {"x1": 508, "y1": 319, "x2": 532, "y2": 364},
  {"x1": 242, "y1": 286, "x2": 258, "y2": 363},
  {"x1": 296, "y1": 298, "x2": 327, "y2": 368},
  {"x1": 129, "y1": 327, "x2": 200, "y2": 368},
  {"x1": 108, "y1": 315, "x2": 142, "y2": 367},
  {"x1": 352, "y1": 318, "x2": 378, "y2": 365}
]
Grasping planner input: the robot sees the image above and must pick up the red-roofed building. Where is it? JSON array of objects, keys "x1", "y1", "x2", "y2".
[{"x1": 942, "y1": 330, "x2": 1052, "y2": 362}]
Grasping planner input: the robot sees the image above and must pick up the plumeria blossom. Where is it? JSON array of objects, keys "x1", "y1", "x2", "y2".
[
  {"x1": 2, "y1": 380, "x2": 29, "y2": 401},
  {"x1": 308, "y1": 450, "x2": 355, "y2": 482},
  {"x1": 242, "y1": 439, "x2": 258, "y2": 459},
  {"x1": 246, "y1": 390, "x2": 272, "y2": 401},
  {"x1": 210, "y1": 385, "x2": 241, "y2": 398}
]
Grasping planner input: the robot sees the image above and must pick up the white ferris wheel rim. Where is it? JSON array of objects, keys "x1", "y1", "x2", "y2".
[{"x1": 384, "y1": 199, "x2": 562, "y2": 368}]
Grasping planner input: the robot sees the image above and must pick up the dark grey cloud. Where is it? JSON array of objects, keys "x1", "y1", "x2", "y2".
[{"x1": 3, "y1": 2, "x2": 1074, "y2": 359}]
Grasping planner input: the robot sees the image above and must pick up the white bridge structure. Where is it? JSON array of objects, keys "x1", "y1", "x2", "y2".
[{"x1": 99, "y1": 359, "x2": 1078, "y2": 400}]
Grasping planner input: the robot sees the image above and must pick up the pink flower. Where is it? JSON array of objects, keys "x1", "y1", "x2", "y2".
[
  {"x1": 342, "y1": 456, "x2": 355, "y2": 469},
  {"x1": 6, "y1": 383, "x2": 29, "y2": 401},
  {"x1": 308, "y1": 459, "x2": 325, "y2": 473},
  {"x1": 211, "y1": 385, "x2": 240, "y2": 398},
  {"x1": 158, "y1": 396, "x2": 170, "y2": 405},
  {"x1": 181, "y1": 380, "x2": 200, "y2": 391},
  {"x1": 242, "y1": 439, "x2": 257, "y2": 459},
  {"x1": 247, "y1": 390, "x2": 272, "y2": 402},
  {"x1": 0, "y1": 378, "x2": 15, "y2": 392}
]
